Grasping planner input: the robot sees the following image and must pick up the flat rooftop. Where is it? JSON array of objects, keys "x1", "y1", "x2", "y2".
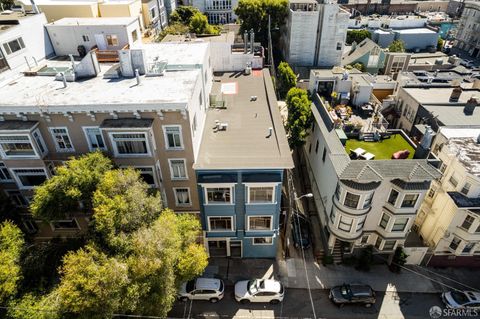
[
  {"x1": 402, "y1": 87, "x2": 480, "y2": 105},
  {"x1": 0, "y1": 42, "x2": 209, "y2": 112},
  {"x1": 194, "y1": 70, "x2": 293, "y2": 170},
  {"x1": 422, "y1": 104, "x2": 480, "y2": 126},
  {"x1": 395, "y1": 28, "x2": 437, "y2": 34},
  {"x1": 47, "y1": 17, "x2": 138, "y2": 26},
  {"x1": 446, "y1": 137, "x2": 480, "y2": 176},
  {"x1": 345, "y1": 134, "x2": 416, "y2": 160}
]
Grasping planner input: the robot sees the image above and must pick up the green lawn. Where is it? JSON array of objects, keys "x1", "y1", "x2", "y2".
[{"x1": 345, "y1": 134, "x2": 415, "y2": 160}]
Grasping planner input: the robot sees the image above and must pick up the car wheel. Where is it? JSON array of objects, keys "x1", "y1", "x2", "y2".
[
  {"x1": 270, "y1": 299, "x2": 280, "y2": 305},
  {"x1": 365, "y1": 303, "x2": 372, "y2": 308},
  {"x1": 240, "y1": 299, "x2": 250, "y2": 304},
  {"x1": 210, "y1": 298, "x2": 219, "y2": 303},
  {"x1": 180, "y1": 297, "x2": 189, "y2": 302}
]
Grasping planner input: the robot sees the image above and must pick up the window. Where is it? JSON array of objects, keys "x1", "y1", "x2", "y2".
[
  {"x1": 253, "y1": 237, "x2": 273, "y2": 245},
  {"x1": 174, "y1": 188, "x2": 191, "y2": 206},
  {"x1": 23, "y1": 220, "x2": 38, "y2": 233},
  {"x1": 82, "y1": 35, "x2": 89, "y2": 42},
  {"x1": 49, "y1": 127, "x2": 74, "y2": 152},
  {"x1": 375, "y1": 237, "x2": 382, "y2": 249},
  {"x1": 462, "y1": 242, "x2": 476, "y2": 254},
  {"x1": 131, "y1": 30, "x2": 138, "y2": 42},
  {"x1": 192, "y1": 114, "x2": 197, "y2": 136},
  {"x1": 361, "y1": 235, "x2": 369, "y2": 244},
  {"x1": 338, "y1": 216, "x2": 352, "y2": 232},
  {"x1": 322, "y1": 148, "x2": 326, "y2": 162},
  {"x1": 137, "y1": 167, "x2": 156, "y2": 186},
  {"x1": 334, "y1": 183, "x2": 341, "y2": 200},
  {"x1": 199, "y1": 92, "x2": 203, "y2": 107},
  {"x1": 401, "y1": 194, "x2": 419, "y2": 208},
  {"x1": 168, "y1": 159, "x2": 187, "y2": 180},
  {"x1": 32, "y1": 130, "x2": 46, "y2": 155},
  {"x1": 330, "y1": 207, "x2": 336, "y2": 222},
  {"x1": 0, "y1": 49, "x2": 8, "y2": 73},
  {"x1": 343, "y1": 192, "x2": 360, "y2": 209},
  {"x1": 2, "y1": 37, "x2": 25, "y2": 55},
  {"x1": 150, "y1": 7, "x2": 157, "y2": 19},
  {"x1": 336, "y1": 42, "x2": 342, "y2": 50},
  {"x1": 51, "y1": 219, "x2": 79, "y2": 230},
  {"x1": 363, "y1": 192, "x2": 373, "y2": 208},
  {"x1": 439, "y1": 163, "x2": 447, "y2": 173},
  {"x1": 308, "y1": 143, "x2": 312, "y2": 153},
  {"x1": 383, "y1": 240, "x2": 396, "y2": 251},
  {"x1": 379, "y1": 213, "x2": 390, "y2": 229},
  {"x1": 428, "y1": 187, "x2": 436, "y2": 198},
  {"x1": 12, "y1": 168, "x2": 47, "y2": 189},
  {"x1": 111, "y1": 133, "x2": 149, "y2": 156},
  {"x1": 208, "y1": 217, "x2": 233, "y2": 231},
  {"x1": 392, "y1": 218, "x2": 409, "y2": 232},
  {"x1": 0, "y1": 163, "x2": 12, "y2": 182},
  {"x1": 476, "y1": 224, "x2": 480, "y2": 234},
  {"x1": 356, "y1": 218, "x2": 365, "y2": 232},
  {"x1": 206, "y1": 187, "x2": 232, "y2": 204},
  {"x1": 248, "y1": 186, "x2": 275, "y2": 203},
  {"x1": 0, "y1": 135, "x2": 36, "y2": 157},
  {"x1": 449, "y1": 175, "x2": 458, "y2": 188},
  {"x1": 163, "y1": 126, "x2": 183, "y2": 150},
  {"x1": 315, "y1": 140, "x2": 319, "y2": 153},
  {"x1": 387, "y1": 189, "x2": 399, "y2": 206},
  {"x1": 449, "y1": 237, "x2": 461, "y2": 251},
  {"x1": 6, "y1": 190, "x2": 28, "y2": 207},
  {"x1": 83, "y1": 127, "x2": 105, "y2": 151},
  {"x1": 248, "y1": 216, "x2": 272, "y2": 231},
  {"x1": 460, "y1": 215, "x2": 475, "y2": 231},
  {"x1": 106, "y1": 34, "x2": 118, "y2": 46},
  {"x1": 461, "y1": 183, "x2": 471, "y2": 195}
]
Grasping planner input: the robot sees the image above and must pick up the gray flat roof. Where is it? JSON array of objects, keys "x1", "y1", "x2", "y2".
[
  {"x1": 194, "y1": 70, "x2": 293, "y2": 170},
  {"x1": 402, "y1": 87, "x2": 480, "y2": 105},
  {"x1": 423, "y1": 104, "x2": 480, "y2": 126},
  {"x1": 47, "y1": 17, "x2": 138, "y2": 26}
]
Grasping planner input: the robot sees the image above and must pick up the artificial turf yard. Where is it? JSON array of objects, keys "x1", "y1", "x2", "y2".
[{"x1": 344, "y1": 134, "x2": 416, "y2": 160}]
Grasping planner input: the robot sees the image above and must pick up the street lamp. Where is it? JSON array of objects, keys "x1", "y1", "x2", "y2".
[{"x1": 295, "y1": 193, "x2": 313, "y2": 200}]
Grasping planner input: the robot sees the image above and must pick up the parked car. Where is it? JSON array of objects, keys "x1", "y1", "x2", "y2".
[
  {"x1": 178, "y1": 278, "x2": 224, "y2": 303},
  {"x1": 442, "y1": 291, "x2": 480, "y2": 310},
  {"x1": 235, "y1": 279, "x2": 285, "y2": 304},
  {"x1": 329, "y1": 284, "x2": 376, "y2": 307},
  {"x1": 461, "y1": 59, "x2": 475, "y2": 68},
  {"x1": 291, "y1": 213, "x2": 311, "y2": 249}
]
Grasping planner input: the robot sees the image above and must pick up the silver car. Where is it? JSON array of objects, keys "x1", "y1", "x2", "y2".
[
  {"x1": 178, "y1": 278, "x2": 225, "y2": 303},
  {"x1": 442, "y1": 291, "x2": 480, "y2": 310}
]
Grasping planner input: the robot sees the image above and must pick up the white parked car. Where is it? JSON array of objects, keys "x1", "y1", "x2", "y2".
[
  {"x1": 235, "y1": 279, "x2": 284, "y2": 304},
  {"x1": 178, "y1": 278, "x2": 224, "y2": 303},
  {"x1": 442, "y1": 291, "x2": 480, "y2": 310}
]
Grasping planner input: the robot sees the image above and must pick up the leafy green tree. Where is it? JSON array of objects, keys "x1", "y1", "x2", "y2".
[
  {"x1": 7, "y1": 293, "x2": 60, "y2": 319},
  {"x1": 389, "y1": 246, "x2": 408, "y2": 273},
  {"x1": 92, "y1": 168, "x2": 162, "y2": 252},
  {"x1": 346, "y1": 30, "x2": 371, "y2": 45},
  {"x1": 285, "y1": 88, "x2": 312, "y2": 148},
  {"x1": 169, "y1": 5, "x2": 201, "y2": 24},
  {"x1": 0, "y1": 221, "x2": 24, "y2": 303},
  {"x1": 0, "y1": 0, "x2": 14, "y2": 9},
  {"x1": 235, "y1": 0, "x2": 288, "y2": 46},
  {"x1": 355, "y1": 245, "x2": 374, "y2": 272},
  {"x1": 30, "y1": 152, "x2": 113, "y2": 221},
  {"x1": 189, "y1": 12, "x2": 209, "y2": 34},
  {"x1": 351, "y1": 62, "x2": 365, "y2": 72},
  {"x1": 437, "y1": 37, "x2": 444, "y2": 51},
  {"x1": 388, "y1": 40, "x2": 405, "y2": 53},
  {"x1": 277, "y1": 61, "x2": 297, "y2": 99}
]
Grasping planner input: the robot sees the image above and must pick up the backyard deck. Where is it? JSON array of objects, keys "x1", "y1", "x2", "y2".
[{"x1": 344, "y1": 134, "x2": 416, "y2": 160}]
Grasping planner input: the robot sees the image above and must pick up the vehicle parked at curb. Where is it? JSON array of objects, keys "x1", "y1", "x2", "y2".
[
  {"x1": 178, "y1": 278, "x2": 224, "y2": 303},
  {"x1": 461, "y1": 59, "x2": 475, "y2": 68},
  {"x1": 235, "y1": 279, "x2": 284, "y2": 304},
  {"x1": 442, "y1": 291, "x2": 480, "y2": 310},
  {"x1": 291, "y1": 213, "x2": 311, "y2": 249},
  {"x1": 329, "y1": 284, "x2": 376, "y2": 307}
]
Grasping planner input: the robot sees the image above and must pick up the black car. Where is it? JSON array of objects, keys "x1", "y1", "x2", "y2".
[
  {"x1": 291, "y1": 213, "x2": 311, "y2": 249},
  {"x1": 329, "y1": 284, "x2": 376, "y2": 308}
]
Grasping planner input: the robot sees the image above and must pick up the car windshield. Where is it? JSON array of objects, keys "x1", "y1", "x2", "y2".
[
  {"x1": 340, "y1": 285, "x2": 351, "y2": 297},
  {"x1": 248, "y1": 280, "x2": 260, "y2": 294},
  {"x1": 451, "y1": 291, "x2": 469, "y2": 305},
  {"x1": 186, "y1": 280, "x2": 195, "y2": 293}
]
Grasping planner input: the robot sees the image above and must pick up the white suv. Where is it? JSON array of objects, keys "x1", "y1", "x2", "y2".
[
  {"x1": 178, "y1": 278, "x2": 225, "y2": 303},
  {"x1": 235, "y1": 279, "x2": 285, "y2": 304}
]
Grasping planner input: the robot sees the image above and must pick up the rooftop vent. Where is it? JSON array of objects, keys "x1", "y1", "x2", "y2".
[
  {"x1": 464, "y1": 96, "x2": 479, "y2": 115},
  {"x1": 449, "y1": 86, "x2": 462, "y2": 102},
  {"x1": 214, "y1": 120, "x2": 228, "y2": 132}
]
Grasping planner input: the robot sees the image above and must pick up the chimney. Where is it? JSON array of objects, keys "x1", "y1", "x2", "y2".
[
  {"x1": 244, "y1": 31, "x2": 248, "y2": 54},
  {"x1": 135, "y1": 69, "x2": 141, "y2": 85},
  {"x1": 30, "y1": 0, "x2": 40, "y2": 14},
  {"x1": 473, "y1": 79, "x2": 480, "y2": 90},
  {"x1": 449, "y1": 86, "x2": 462, "y2": 102},
  {"x1": 464, "y1": 96, "x2": 479, "y2": 115},
  {"x1": 249, "y1": 29, "x2": 254, "y2": 54},
  {"x1": 350, "y1": 41, "x2": 357, "y2": 53}
]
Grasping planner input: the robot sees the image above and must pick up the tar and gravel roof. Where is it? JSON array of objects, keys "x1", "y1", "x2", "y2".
[{"x1": 194, "y1": 70, "x2": 293, "y2": 170}]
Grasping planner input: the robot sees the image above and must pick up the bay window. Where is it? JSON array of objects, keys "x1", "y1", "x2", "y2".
[
  {"x1": 0, "y1": 135, "x2": 36, "y2": 157},
  {"x1": 110, "y1": 133, "x2": 149, "y2": 156},
  {"x1": 392, "y1": 217, "x2": 409, "y2": 232},
  {"x1": 401, "y1": 194, "x2": 419, "y2": 208},
  {"x1": 12, "y1": 168, "x2": 47, "y2": 189}
]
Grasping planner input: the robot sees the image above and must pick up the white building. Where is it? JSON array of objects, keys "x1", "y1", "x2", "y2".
[
  {"x1": 187, "y1": 0, "x2": 237, "y2": 24},
  {"x1": 284, "y1": 0, "x2": 349, "y2": 67},
  {"x1": 46, "y1": 17, "x2": 142, "y2": 56},
  {"x1": 416, "y1": 127, "x2": 480, "y2": 267}
]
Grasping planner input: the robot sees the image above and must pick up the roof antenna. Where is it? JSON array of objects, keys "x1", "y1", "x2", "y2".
[{"x1": 60, "y1": 72, "x2": 67, "y2": 88}]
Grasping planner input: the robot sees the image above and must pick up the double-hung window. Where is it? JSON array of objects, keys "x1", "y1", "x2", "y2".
[
  {"x1": 383, "y1": 240, "x2": 396, "y2": 251},
  {"x1": 106, "y1": 34, "x2": 118, "y2": 46},
  {"x1": 174, "y1": 188, "x2": 191, "y2": 206},
  {"x1": 49, "y1": 127, "x2": 74, "y2": 152},
  {"x1": 137, "y1": 167, "x2": 156, "y2": 187},
  {"x1": 449, "y1": 237, "x2": 461, "y2": 251},
  {"x1": 32, "y1": 129, "x2": 47, "y2": 155},
  {"x1": 0, "y1": 135, "x2": 36, "y2": 158},
  {"x1": 2, "y1": 37, "x2": 25, "y2": 55},
  {"x1": 0, "y1": 163, "x2": 12, "y2": 182},
  {"x1": 344, "y1": 192, "x2": 360, "y2": 209},
  {"x1": 6, "y1": 190, "x2": 28, "y2": 207},
  {"x1": 208, "y1": 216, "x2": 233, "y2": 231},
  {"x1": 379, "y1": 213, "x2": 390, "y2": 230},
  {"x1": 12, "y1": 168, "x2": 47, "y2": 189},
  {"x1": 168, "y1": 159, "x2": 187, "y2": 180},
  {"x1": 392, "y1": 217, "x2": 409, "y2": 232},
  {"x1": 461, "y1": 183, "x2": 471, "y2": 195},
  {"x1": 111, "y1": 133, "x2": 149, "y2": 156},
  {"x1": 205, "y1": 187, "x2": 232, "y2": 204},
  {"x1": 248, "y1": 216, "x2": 272, "y2": 231},
  {"x1": 387, "y1": 189, "x2": 399, "y2": 206},
  {"x1": 338, "y1": 216, "x2": 353, "y2": 232},
  {"x1": 460, "y1": 215, "x2": 475, "y2": 231},
  {"x1": 163, "y1": 126, "x2": 183, "y2": 150},
  {"x1": 83, "y1": 127, "x2": 106, "y2": 151},
  {"x1": 248, "y1": 185, "x2": 275, "y2": 203},
  {"x1": 401, "y1": 194, "x2": 419, "y2": 208}
]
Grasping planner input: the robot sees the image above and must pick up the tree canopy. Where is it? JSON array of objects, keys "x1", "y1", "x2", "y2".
[
  {"x1": 234, "y1": 0, "x2": 288, "y2": 46},
  {"x1": 346, "y1": 30, "x2": 371, "y2": 45},
  {"x1": 388, "y1": 40, "x2": 406, "y2": 53},
  {"x1": 0, "y1": 221, "x2": 24, "y2": 303},
  {"x1": 285, "y1": 88, "x2": 312, "y2": 148},
  {"x1": 277, "y1": 61, "x2": 297, "y2": 99}
]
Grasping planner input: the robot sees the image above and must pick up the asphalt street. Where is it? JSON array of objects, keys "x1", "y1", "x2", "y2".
[{"x1": 168, "y1": 287, "x2": 459, "y2": 319}]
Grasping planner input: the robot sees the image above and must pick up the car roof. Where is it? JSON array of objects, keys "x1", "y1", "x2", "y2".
[
  {"x1": 465, "y1": 291, "x2": 480, "y2": 302},
  {"x1": 259, "y1": 279, "x2": 281, "y2": 292},
  {"x1": 349, "y1": 284, "x2": 373, "y2": 293},
  {"x1": 195, "y1": 278, "x2": 221, "y2": 290}
]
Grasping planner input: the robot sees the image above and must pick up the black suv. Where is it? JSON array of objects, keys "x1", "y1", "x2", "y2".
[
  {"x1": 291, "y1": 213, "x2": 311, "y2": 249},
  {"x1": 329, "y1": 284, "x2": 376, "y2": 307}
]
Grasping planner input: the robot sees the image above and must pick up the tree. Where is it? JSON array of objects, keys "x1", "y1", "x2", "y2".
[
  {"x1": 437, "y1": 37, "x2": 444, "y2": 51},
  {"x1": 0, "y1": 221, "x2": 24, "y2": 303},
  {"x1": 0, "y1": 0, "x2": 14, "y2": 9},
  {"x1": 355, "y1": 245, "x2": 374, "y2": 272},
  {"x1": 285, "y1": 88, "x2": 312, "y2": 148},
  {"x1": 30, "y1": 152, "x2": 113, "y2": 220},
  {"x1": 235, "y1": 0, "x2": 288, "y2": 46},
  {"x1": 277, "y1": 61, "x2": 297, "y2": 99},
  {"x1": 346, "y1": 30, "x2": 371, "y2": 45},
  {"x1": 388, "y1": 40, "x2": 405, "y2": 53},
  {"x1": 7, "y1": 293, "x2": 60, "y2": 319},
  {"x1": 0, "y1": 192, "x2": 22, "y2": 227},
  {"x1": 189, "y1": 12, "x2": 209, "y2": 34},
  {"x1": 389, "y1": 246, "x2": 408, "y2": 273},
  {"x1": 351, "y1": 62, "x2": 365, "y2": 72},
  {"x1": 169, "y1": 6, "x2": 201, "y2": 24}
]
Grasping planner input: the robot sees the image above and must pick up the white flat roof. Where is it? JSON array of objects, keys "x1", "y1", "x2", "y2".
[
  {"x1": 395, "y1": 28, "x2": 437, "y2": 34},
  {"x1": 47, "y1": 17, "x2": 138, "y2": 26},
  {"x1": 440, "y1": 128, "x2": 480, "y2": 140},
  {"x1": 17, "y1": 0, "x2": 98, "y2": 4}
]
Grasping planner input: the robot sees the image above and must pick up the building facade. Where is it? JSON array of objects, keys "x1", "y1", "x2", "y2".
[
  {"x1": 187, "y1": 0, "x2": 237, "y2": 24},
  {"x1": 455, "y1": 1, "x2": 480, "y2": 58}
]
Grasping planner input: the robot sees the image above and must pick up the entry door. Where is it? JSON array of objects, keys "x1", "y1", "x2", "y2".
[
  {"x1": 94, "y1": 34, "x2": 107, "y2": 50},
  {"x1": 229, "y1": 240, "x2": 242, "y2": 258},
  {"x1": 208, "y1": 240, "x2": 228, "y2": 257}
]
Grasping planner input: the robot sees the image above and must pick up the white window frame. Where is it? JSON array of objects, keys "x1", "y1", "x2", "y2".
[
  {"x1": 49, "y1": 127, "x2": 75, "y2": 152},
  {"x1": 136, "y1": 166, "x2": 157, "y2": 187},
  {"x1": 207, "y1": 216, "x2": 234, "y2": 232},
  {"x1": 108, "y1": 131, "x2": 151, "y2": 157},
  {"x1": 0, "y1": 134, "x2": 39, "y2": 159},
  {"x1": 379, "y1": 212, "x2": 391, "y2": 230},
  {"x1": 50, "y1": 219, "x2": 80, "y2": 231},
  {"x1": 245, "y1": 183, "x2": 277, "y2": 204},
  {"x1": 252, "y1": 237, "x2": 273, "y2": 245},
  {"x1": 168, "y1": 158, "x2": 188, "y2": 180},
  {"x1": 203, "y1": 183, "x2": 234, "y2": 205},
  {"x1": 32, "y1": 129, "x2": 47, "y2": 156},
  {"x1": 391, "y1": 217, "x2": 409, "y2": 232},
  {"x1": 82, "y1": 126, "x2": 106, "y2": 151},
  {"x1": 0, "y1": 162, "x2": 12, "y2": 182},
  {"x1": 400, "y1": 193, "x2": 420, "y2": 208},
  {"x1": 173, "y1": 187, "x2": 192, "y2": 207},
  {"x1": 2, "y1": 37, "x2": 25, "y2": 56},
  {"x1": 106, "y1": 34, "x2": 119, "y2": 46},
  {"x1": 382, "y1": 240, "x2": 397, "y2": 251},
  {"x1": 162, "y1": 125, "x2": 184, "y2": 150},
  {"x1": 247, "y1": 215, "x2": 273, "y2": 232},
  {"x1": 11, "y1": 167, "x2": 48, "y2": 190}
]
